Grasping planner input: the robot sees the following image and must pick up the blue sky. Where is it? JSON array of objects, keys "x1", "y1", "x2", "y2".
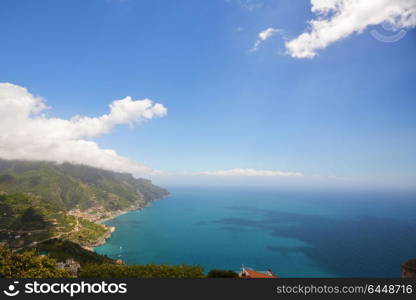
[{"x1": 0, "y1": 0, "x2": 415, "y2": 188}]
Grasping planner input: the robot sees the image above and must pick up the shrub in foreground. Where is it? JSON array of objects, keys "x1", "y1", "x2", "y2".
[
  {"x1": 79, "y1": 263, "x2": 205, "y2": 278},
  {"x1": 34, "y1": 239, "x2": 113, "y2": 265},
  {"x1": 0, "y1": 246, "x2": 72, "y2": 278},
  {"x1": 207, "y1": 269, "x2": 239, "y2": 278}
]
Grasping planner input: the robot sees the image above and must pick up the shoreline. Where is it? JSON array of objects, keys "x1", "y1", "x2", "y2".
[
  {"x1": 89, "y1": 196, "x2": 166, "y2": 251},
  {"x1": 88, "y1": 205, "x2": 145, "y2": 250},
  {"x1": 97, "y1": 200, "x2": 155, "y2": 224},
  {"x1": 97, "y1": 206, "x2": 142, "y2": 224}
]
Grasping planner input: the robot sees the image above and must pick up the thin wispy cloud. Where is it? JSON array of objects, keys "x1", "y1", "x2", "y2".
[
  {"x1": 286, "y1": 0, "x2": 416, "y2": 58},
  {"x1": 0, "y1": 82, "x2": 167, "y2": 177},
  {"x1": 250, "y1": 27, "x2": 281, "y2": 52}
]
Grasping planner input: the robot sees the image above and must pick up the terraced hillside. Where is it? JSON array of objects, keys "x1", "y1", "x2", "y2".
[
  {"x1": 0, "y1": 159, "x2": 168, "y2": 211},
  {"x1": 0, "y1": 159, "x2": 169, "y2": 249}
]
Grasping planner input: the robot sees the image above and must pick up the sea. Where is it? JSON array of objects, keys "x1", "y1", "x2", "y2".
[{"x1": 94, "y1": 187, "x2": 416, "y2": 277}]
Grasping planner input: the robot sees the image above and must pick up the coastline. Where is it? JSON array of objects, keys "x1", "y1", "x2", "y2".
[
  {"x1": 97, "y1": 200, "x2": 155, "y2": 224},
  {"x1": 97, "y1": 205, "x2": 143, "y2": 224},
  {"x1": 86, "y1": 205, "x2": 145, "y2": 251},
  {"x1": 89, "y1": 196, "x2": 167, "y2": 251}
]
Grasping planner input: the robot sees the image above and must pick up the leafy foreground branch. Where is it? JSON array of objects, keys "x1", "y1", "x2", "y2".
[
  {"x1": 0, "y1": 245, "x2": 72, "y2": 278},
  {"x1": 0, "y1": 245, "x2": 236, "y2": 278},
  {"x1": 79, "y1": 264, "x2": 205, "y2": 278}
]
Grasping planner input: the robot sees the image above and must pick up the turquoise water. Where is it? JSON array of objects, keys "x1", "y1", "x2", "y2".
[{"x1": 95, "y1": 187, "x2": 416, "y2": 277}]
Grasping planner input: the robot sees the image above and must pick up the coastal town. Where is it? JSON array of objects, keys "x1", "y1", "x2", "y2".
[
  {"x1": 0, "y1": 204, "x2": 135, "y2": 252},
  {"x1": 67, "y1": 202, "x2": 144, "y2": 224}
]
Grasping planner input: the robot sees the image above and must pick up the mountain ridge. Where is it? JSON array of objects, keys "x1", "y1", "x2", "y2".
[
  {"x1": 0, "y1": 159, "x2": 169, "y2": 249},
  {"x1": 0, "y1": 159, "x2": 168, "y2": 211}
]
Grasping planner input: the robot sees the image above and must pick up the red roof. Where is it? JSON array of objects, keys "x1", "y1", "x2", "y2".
[{"x1": 240, "y1": 269, "x2": 278, "y2": 278}]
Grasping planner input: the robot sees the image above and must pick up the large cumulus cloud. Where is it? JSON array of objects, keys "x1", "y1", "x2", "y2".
[
  {"x1": 286, "y1": 0, "x2": 416, "y2": 58},
  {"x1": 0, "y1": 82, "x2": 167, "y2": 176}
]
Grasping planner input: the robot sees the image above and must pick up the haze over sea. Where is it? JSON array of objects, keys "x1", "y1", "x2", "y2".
[{"x1": 95, "y1": 187, "x2": 416, "y2": 277}]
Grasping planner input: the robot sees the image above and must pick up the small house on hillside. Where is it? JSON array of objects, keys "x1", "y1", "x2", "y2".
[
  {"x1": 239, "y1": 266, "x2": 278, "y2": 278},
  {"x1": 57, "y1": 258, "x2": 81, "y2": 276}
]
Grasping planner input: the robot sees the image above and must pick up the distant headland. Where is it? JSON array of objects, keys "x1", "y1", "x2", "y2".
[{"x1": 0, "y1": 158, "x2": 169, "y2": 251}]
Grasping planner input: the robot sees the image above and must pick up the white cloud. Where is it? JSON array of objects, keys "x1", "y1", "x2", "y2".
[
  {"x1": 195, "y1": 168, "x2": 303, "y2": 177},
  {"x1": 251, "y1": 27, "x2": 281, "y2": 52},
  {"x1": 286, "y1": 0, "x2": 416, "y2": 58},
  {"x1": 0, "y1": 82, "x2": 167, "y2": 176}
]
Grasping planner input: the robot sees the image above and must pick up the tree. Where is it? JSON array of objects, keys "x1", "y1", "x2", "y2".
[
  {"x1": 79, "y1": 263, "x2": 205, "y2": 278},
  {"x1": 20, "y1": 207, "x2": 49, "y2": 230},
  {"x1": 0, "y1": 246, "x2": 73, "y2": 278},
  {"x1": 207, "y1": 269, "x2": 239, "y2": 278}
]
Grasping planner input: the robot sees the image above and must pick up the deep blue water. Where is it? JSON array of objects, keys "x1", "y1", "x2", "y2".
[{"x1": 95, "y1": 187, "x2": 416, "y2": 277}]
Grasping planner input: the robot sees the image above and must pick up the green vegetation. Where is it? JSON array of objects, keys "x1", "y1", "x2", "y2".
[
  {"x1": 79, "y1": 263, "x2": 205, "y2": 278},
  {"x1": 0, "y1": 159, "x2": 169, "y2": 212},
  {"x1": 0, "y1": 159, "x2": 182, "y2": 278},
  {"x1": 67, "y1": 218, "x2": 108, "y2": 246},
  {"x1": 0, "y1": 193, "x2": 50, "y2": 230},
  {"x1": 0, "y1": 159, "x2": 168, "y2": 249},
  {"x1": 0, "y1": 245, "x2": 72, "y2": 278},
  {"x1": 32, "y1": 239, "x2": 113, "y2": 265},
  {"x1": 0, "y1": 193, "x2": 58, "y2": 248},
  {"x1": 20, "y1": 207, "x2": 49, "y2": 230},
  {"x1": 207, "y1": 269, "x2": 239, "y2": 278},
  {"x1": 2, "y1": 239, "x2": 236, "y2": 279}
]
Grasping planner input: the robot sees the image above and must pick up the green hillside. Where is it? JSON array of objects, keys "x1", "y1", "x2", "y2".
[
  {"x1": 0, "y1": 159, "x2": 168, "y2": 211},
  {"x1": 0, "y1": 159, "x2": 169, "y2": 249},
  {"x1": 32, "y1": 239, "x2": 114, "y2": 265}
]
